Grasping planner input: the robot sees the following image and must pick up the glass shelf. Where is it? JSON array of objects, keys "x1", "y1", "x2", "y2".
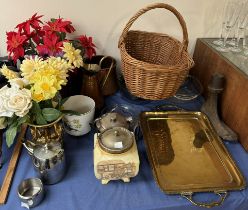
[{"x1": 202, "y1": 38, "x2": 248, "y2": 76}]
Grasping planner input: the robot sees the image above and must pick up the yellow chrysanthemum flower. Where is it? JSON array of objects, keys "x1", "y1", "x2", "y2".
[
  {"x1": 62, "y1": 42, "x2": 83, "y2": 69},
  {"x1": 0, "y1": 64, "x2": 19, "y2": 80},
  {"x1": 18, "y1": 55, "x2": 71, "y2": 102},
  {"x1": 20, "y1": 56, "x2": 46, "y2": 80},
  {"x1": 32, "y1": 92, "x2": 45, "y2": 102},
  {"x1": 31, "y1": 76, "x2": 58, "y2": 102},
  {"x1": 30, "y1": 66, "x2": 67, "y2": 87},
  {"x1": 47, "y1": 57, "x2": 70, "y2": 83},
  {"x1": 53, "y1": 68, "x2": 68, "y2": 86},
  {"x1": 47, "y1": 56, "x2": 70, "y2": 72}
]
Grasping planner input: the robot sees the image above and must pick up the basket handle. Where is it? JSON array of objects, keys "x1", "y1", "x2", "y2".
[
  {"x1": 118, "y1": 3, "x2": 189, "y2": 51},
  {"x1": 181, "y1": 191, "x2": 228, "y2": 208}
]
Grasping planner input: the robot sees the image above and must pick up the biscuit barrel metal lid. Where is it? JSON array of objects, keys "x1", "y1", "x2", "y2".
[{"x1": 98, "y1": 127, "x2": 134, "y2": 154}]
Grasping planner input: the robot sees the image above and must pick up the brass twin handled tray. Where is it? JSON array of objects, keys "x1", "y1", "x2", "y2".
[{"x1": 140, "y1": 111, "x2": 246, "y2": 208}]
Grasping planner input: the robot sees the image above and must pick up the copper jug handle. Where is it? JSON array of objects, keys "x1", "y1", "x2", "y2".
[
  {"x1": 181, "y1": 191, "x2": 227, "y2": 208},
  {"x1": 99, "y1": 56, "x2": 115, "y2": 89}
]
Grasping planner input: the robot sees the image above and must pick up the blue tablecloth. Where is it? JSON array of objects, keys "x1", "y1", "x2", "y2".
[{"x1": 1, "y1": 91, "x2": 248, "y2": 210}]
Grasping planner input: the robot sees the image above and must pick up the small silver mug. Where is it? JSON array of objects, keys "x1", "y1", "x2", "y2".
[{"x1": 17, "y1": 178, "x2": 44, "y2": 208}]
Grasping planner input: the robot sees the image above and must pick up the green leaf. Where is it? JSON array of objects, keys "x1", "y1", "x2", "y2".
[
  {"x1": 31, "y1": 101, "x2": 47, "y2": 125},
  {"x1": 60, "y1": 32, "x2": 66, "y2": 41},
  {"x1": 31, "y1": 101, "x2": 41, "y2": 114},
  {"x1": 25, "y1": 49, "x2": 36, "y2": 55},
  {"x1": 40, "y1": 100, "x2": 53, "y2": 109},
  {"x1": 36, "y1": 113, "x2": 48, "y2": 125},
  {"x1": 6, "y1": 126, "x2": 17, "y2": 147},
  {"x1": 61, "y1": 110, "x2": 81, "y2": 116},
  {"x1": 7, "y1": 115, "x2": 18, "y2": 127},
  {"x1": 53, "y1": 92, "x2": 62, "y2": 105},
  {"x1": 17, "y1": 115, "x2": 29, "y2": 126},
  {"x1": 50, "y1": 18, "x2": 57, "y2": 22},
  {"x1": 60, "y1": 97, "x2": 69, "y2": 106},
  {"x1": 25, "y1": 84, "x2": 32, "y2": 90},
  {"x1": 42, "y1": 108, "x2": 62, "y2": 122},
  {"x1": 56, "y1": 97, "x2": 69, "y2": 109}
]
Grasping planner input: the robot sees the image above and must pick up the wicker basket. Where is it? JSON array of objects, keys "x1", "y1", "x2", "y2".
[{"x1": 118, "y1": 3, "x2": 194, "y2": 100}]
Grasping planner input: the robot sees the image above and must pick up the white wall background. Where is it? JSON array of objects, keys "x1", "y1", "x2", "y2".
[{"x1": 0, "y1": 0, "x2": 226, "y2": 62}]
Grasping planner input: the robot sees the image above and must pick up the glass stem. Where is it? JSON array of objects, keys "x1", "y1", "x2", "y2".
[
  {"x1": 238, "y1": 28, "x2": 245, "y2": 47},
  {"x1": 235, "y1": 29, "x2": 241, "y2": 48},
  {"x1": 220, "y1": 22, "x2": 225, "y2": 39},
  {"x1": 223, "y1": 28, "x2": 231, "y2": 47},
  {"x1": 236, "y1": 37, "x2": 240, "y2": 48}
]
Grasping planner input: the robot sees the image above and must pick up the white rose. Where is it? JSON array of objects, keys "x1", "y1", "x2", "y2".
[
  {"x1": 4, "y1": 87, "x2": 32, "y2": 117},
  {"x1": 0, "y1": 117, "x2": 7, "y2": 129},
  {"x1": 9, "y1": 78, "x2": 29, "y2": 89},
  {"x1": 0, "y1": 86, "x2": 14, "y2": 117}
]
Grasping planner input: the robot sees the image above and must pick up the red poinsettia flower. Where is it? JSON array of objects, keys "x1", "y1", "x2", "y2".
[
  {"x1": 77, "y1": 35, "x2": 96, "y2": 59},
  {"x1": 37, "y1": 33, "x2": 64, "y2": 56},
  {"x1": 29, "y1": 13, "x2": 43, "y2": 29},
  {"x1": 16, "y1": 20, "x2": 31, "y2": 35},
  {"x1": 43, "y1": 18, "x2": 75, "y2": 34},
  {"x1": 30, "y1": 29, "x2": 45, "y2": 45},
  {"x1": 6, "y1": 31, "x2": 27, "y2": 62},
  {"x1": 16, "y1": 13, "x2": 43, "y2": 35},
  {"x1": 11, "y1": 47, "x2": 25, "y2": 63}
]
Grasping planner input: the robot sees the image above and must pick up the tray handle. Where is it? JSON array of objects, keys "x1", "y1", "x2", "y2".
[{"x1": 181, "y1": 191, "x2": 228, "y2": 208}]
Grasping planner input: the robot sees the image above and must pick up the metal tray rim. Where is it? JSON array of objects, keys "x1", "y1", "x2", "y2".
[{"x1": 140, "y1": 111, "x2": 246, "y2": 195}]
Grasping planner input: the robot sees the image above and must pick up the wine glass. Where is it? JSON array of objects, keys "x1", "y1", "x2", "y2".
[
  {"x1": 226, "y1": 22, "x2": 237, "y2": 46},
  {"x1": 216, "y1": 0, "x2": 241, "y2": 52},
  {"x1": 230, "y1": 1, "x2": 248, "y2": 52},
  {"x1": 213, "y1": 0, "x2": 230, "y2": 46},
  {"x1": 243, "y1": 26, "x2": 248, "y2": 55}
]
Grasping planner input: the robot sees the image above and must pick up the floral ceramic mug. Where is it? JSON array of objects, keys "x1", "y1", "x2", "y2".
[{"x1": 62, "y1": 95, "x2": 95, "y2": 136}]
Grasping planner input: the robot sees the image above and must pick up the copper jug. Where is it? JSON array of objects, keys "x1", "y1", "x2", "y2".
[
  {"x1": 98, "y1": 56, "x2": 118, "y2": 96},
  {"x1": 81, "y1": 71, "x2": 104, "y2": 110},
  {"x1": 83, "y1": 55, "x2": 118, "y2": 96}
]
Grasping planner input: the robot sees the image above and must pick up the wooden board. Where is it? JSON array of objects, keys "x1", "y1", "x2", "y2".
[
  {"x1": 191, "y1": 38, "x2": 248, "y2": 151},
  {"x1": 0, "y1": 125, "x2": 27, "y2": 204}
]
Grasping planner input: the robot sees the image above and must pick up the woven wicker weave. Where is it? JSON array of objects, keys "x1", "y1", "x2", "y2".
[{"x1": 118, "y1": 3, "x2": 194, "y2": 100}]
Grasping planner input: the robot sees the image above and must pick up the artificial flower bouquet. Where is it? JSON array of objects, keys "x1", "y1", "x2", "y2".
[
  {"x1": 6, "y1": 13, "x2": 96, "y2": 63},
  {"x1": 0, "y1": 13, "x2": 97, "y2": 147}
]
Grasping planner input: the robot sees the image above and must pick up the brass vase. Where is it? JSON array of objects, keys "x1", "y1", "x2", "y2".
[{"x1": 28, "y1": 116, "x2": 63, "y2": 145}]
